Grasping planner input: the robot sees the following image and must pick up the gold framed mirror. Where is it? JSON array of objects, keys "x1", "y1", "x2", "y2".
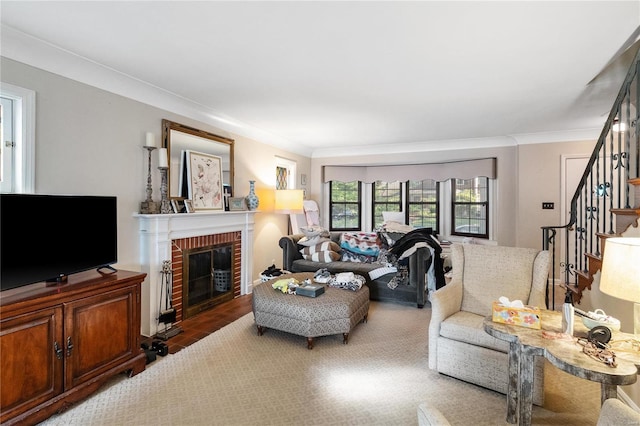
[{"x1": 162, "y1": 119, "x2": 234, "y2": 199}]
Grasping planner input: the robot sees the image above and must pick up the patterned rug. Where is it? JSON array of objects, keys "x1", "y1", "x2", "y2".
[{"x1": 40, "y1": 301, "x2": 600, "y2": 425}]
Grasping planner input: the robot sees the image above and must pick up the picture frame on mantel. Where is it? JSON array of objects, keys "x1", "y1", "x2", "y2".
[
  {"x1": 185, "y1": 150, "x2": 224, "y2": 211},
  {"x1": 229, "y1": 197, "x2": 247, "y2": 211},
  {"x1": 171, "y1": 199, "x2": 187, "y2": 214}
]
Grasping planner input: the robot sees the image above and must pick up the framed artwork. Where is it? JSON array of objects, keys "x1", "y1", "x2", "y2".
[
  {"x1": 184, "y1": 199, "x2": 194, "y2": 213},
  {"x1": 223, "y1": 184, "x2": 232, "y2": 211},
  {"x1": 171, "y1": 199, "x2": 187, "y2": 214},
  {"x1": 229, "y1": 197, "x2": 247, "y2": 211},
  {"x1": 185, "y1": 150, "x2": 224, "y2": 211}
]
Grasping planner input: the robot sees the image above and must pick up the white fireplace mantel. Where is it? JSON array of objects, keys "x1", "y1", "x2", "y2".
[{"x1": 134, "y1": 211, "x2": 256, "y2": 336}]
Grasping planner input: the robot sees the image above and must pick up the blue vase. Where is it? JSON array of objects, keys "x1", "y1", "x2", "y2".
[{"x1": 245, "y1": 180, "x2": 259, "y2": 210}]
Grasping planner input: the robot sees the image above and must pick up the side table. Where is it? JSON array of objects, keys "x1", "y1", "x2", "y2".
[{"x1": 484, "y1": 310, "x2": 640, "y2": 425}]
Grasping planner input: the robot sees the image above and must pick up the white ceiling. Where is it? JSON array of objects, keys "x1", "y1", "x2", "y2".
[{"x1": 1, "y1": 1, "x2": 639, "y2": 157}]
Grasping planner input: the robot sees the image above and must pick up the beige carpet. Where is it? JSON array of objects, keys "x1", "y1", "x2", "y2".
[{"x1": 40, "y1": 301, "x2": 601, "y2": 425}]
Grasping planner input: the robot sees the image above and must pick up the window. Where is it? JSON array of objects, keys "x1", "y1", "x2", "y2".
[
  {"x1": 326, "y1": 174, "x2": 492, "y2": 239},
  {"x1": 274, "y1": 156, "x2": 296, "y2": 190},
  {"x1": 372, "y1": 181, "x2": 402, "y2": 229},
  {"x1": 407, "y1": 179, "x2": 439, "y2": 232},
  {"x1": 329, "y1": 181, "x2": 361, "y2": 231},
  {"x1": 451, "y1": 177, "x2": 489, "y2": 238}
]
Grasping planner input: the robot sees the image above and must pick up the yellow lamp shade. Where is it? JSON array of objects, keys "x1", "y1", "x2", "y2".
[{"x1": 274, "y1": 190, "x2": 304, "y2": 214}]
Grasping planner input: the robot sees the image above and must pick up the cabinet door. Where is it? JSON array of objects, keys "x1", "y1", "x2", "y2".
[
  {"x1": 0, "y1": 306, "x2": 63, "y2": 423},
  {"x1": 64, "y1": 285, "x2": 138, "y2": 388}
]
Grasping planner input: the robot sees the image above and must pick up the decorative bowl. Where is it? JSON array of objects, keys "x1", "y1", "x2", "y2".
[{"x1": 580, "y1": 309, "x2": 621, "y2": 331}]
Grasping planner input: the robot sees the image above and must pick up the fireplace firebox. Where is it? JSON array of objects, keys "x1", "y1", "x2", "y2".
[
  {"x1": 182, "y1": 244, "x2": 234, "y2": 319},
  {"x1": 170, "y1": 231, "x2": 242, "y2": 324}
]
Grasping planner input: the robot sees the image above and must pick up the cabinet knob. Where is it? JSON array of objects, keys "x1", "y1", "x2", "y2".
[{"x1": 66, "y1": 336, "x2": 74, "y2": 357}]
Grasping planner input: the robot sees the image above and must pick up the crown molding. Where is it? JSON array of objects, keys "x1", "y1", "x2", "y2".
[
  {"x1": 311, "y1": 136, "x2": 519, "y2": 158},
  {"x1": 510, "y1": 128, "x2": 601, "y2": 145}
]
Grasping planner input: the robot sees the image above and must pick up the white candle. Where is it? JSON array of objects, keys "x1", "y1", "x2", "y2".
[
  {"x1": 158, "y1": 148, "x2": 168, "y2": 168},
  {"x1": 145, "y1": 132, "x2": 156, "y2": 147}
]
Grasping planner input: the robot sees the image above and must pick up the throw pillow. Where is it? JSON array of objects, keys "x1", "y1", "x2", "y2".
[
  {"x1": 382, "y1": 211, "x2": 406, "y2": 224},
  {"x1": 300, "y1": 241, "x2": 341, "y2": 256},
  {"x1": 302, "y1": 250, "x2": 341, "y2": 263},
  {"x1": 300, "y1": 241, "x2": 341, "y2": 263},
  {"x1": 298, "y1": 225, "x2": 331, "y2": 247}
]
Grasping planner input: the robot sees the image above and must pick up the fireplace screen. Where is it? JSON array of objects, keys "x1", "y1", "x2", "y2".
[{"x1": 182, "y1": 243, "x2": 234, "y2": 318}]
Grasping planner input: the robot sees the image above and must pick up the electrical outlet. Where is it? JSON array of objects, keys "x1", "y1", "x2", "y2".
[{"x1": 542, "y1": 202, "x2": 554, "y2": 210}]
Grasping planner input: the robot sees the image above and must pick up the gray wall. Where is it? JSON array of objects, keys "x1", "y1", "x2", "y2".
[{"x1": 0, "y1": 57, "x2": 311, "y2": 278}]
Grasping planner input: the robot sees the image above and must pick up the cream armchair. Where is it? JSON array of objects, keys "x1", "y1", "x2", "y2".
[{"x1": 428, "y1": 243, "x2": 550, "y2": 405}]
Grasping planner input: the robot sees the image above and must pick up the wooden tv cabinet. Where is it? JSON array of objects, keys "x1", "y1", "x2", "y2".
[{"x1": 0, "y1": 269, "x2": 147, "y2": 425}]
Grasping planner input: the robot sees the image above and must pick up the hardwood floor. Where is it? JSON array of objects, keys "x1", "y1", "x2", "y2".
[{"x1": 142, "y1": 294, "x2": 253, "y2": 355}]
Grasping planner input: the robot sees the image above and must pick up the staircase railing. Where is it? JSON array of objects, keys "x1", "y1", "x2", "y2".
[{"x1": 542, "y1": 48, "x2": 640, "y2": 310}]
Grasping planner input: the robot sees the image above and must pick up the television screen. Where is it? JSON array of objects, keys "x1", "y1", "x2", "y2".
[{"x1": 1, "y1": 194, "x2": 117, "y2": 291}]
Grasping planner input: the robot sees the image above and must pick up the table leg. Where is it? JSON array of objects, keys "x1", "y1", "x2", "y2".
[
  {"x1": 601, "y1": 383, "x2": 618, "y2": 404},
  {"x1": 518, "y1": 347, "x2": 535, "y2": 426},
  {"x1": 506, "y1": 341, "x2": 519, "y2": 424}
]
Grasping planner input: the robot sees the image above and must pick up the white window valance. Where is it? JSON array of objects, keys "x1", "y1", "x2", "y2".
[{"x1": 322, "y1": 158, "x2": 496, "y2": 183}]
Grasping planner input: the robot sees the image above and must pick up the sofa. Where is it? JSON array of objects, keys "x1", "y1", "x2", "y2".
[
  {"x1": 279, "y1": 232, "x2": 431, "y2": 307},
  {"x1": 428, "y1": 243, "x2": 550, "y2": 405}
]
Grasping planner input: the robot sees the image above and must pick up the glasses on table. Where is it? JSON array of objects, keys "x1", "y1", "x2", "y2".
[{"x1": 577, "y1": 338, "x2": 617, "y2": 368}]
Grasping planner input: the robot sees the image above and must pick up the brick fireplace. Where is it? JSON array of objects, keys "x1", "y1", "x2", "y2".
[
  {"x1": 135, "y1": 211, "x2": 256, "y2": 337},
  {"x1": 171, "y1": 231, "x2": 241, "y2": 322}
]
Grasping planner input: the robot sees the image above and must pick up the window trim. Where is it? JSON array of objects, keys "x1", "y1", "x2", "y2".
[
  {"x1": 329, "y1": 181, "x2": 362, "y2": 231},
  {"x1": 1, "y1": 82, "x2": 35, "y2": 193},
  {"x1": 274, "y1": 156, "x2": 297, "y2": 190},
  {"x1": 406, "y1": 179, "x2": 440, "y2": 234},
  {"x1": 371, "y1": 181, "x2": 403, "y2": 230},
  {"x1": 450, "y1": 177, "x2": 489, "y2": 239}
]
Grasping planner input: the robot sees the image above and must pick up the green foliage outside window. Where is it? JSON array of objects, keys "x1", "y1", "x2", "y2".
[
  {"x1": 330, "y1": 181, "x2": 361, "y2": 230},
  {"x1": 372, "y1": 181, "x2": 402, "y2": 229},
  {"x1": 407, "y1": 180, "x2": 439, "y2": 232},
  {"x1": 452, "y1": 178, "x2": 488, "y2": 237}
]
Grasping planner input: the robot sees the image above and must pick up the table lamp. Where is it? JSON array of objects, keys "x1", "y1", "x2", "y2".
[
  {"x1": 598, "y1": 237, "x2": 640, "y2": 334},
  {"x1": 274, "y1": 189, "x2": 304, "y2": 234}
]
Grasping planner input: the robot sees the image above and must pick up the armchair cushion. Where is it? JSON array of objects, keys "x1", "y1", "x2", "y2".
[{"x1": 439, "y1": 311, "x2": 510, "y2": 353}]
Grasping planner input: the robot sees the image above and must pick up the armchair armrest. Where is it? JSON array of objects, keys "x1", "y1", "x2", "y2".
[
  {"x1": 428, "y1": 278, "x2": 462, "y2": 370},
  {"x1": 279, "y1": 234, "x2": 305, "y2": 271}
]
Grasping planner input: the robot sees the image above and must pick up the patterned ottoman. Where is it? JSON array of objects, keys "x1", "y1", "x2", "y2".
[{"x1": 252, "y1": 272, "x2": 370, "y2": 349}]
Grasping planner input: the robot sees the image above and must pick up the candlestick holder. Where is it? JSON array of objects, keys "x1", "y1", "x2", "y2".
[
  {"x1": 140, "y1": 146, "x2": 160, "y2": 214},
  {"x1": 159, "y1": 166, "x2": 172, "y2": 214}
]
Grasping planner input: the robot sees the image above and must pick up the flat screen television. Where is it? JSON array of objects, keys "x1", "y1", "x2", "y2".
[{"x1": 1, "y1": 193, "x2": 118, "y2": 291}]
